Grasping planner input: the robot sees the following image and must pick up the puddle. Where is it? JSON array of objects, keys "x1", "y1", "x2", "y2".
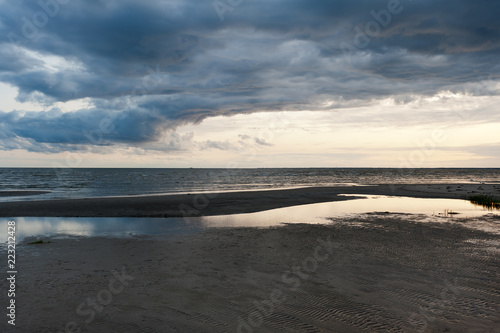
[{"x1": 1, "y1": 195, "x2": 499, "y2": 245}]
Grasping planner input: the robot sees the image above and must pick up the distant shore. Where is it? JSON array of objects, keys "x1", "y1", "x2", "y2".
[{"x1": 1, "y1": 183, "x2": 499, "y2": 217}]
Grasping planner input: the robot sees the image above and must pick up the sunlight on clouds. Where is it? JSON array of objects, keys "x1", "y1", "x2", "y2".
[
  {"x1": 0, "y1": 82, "x2": 94, "y2": 113},
  {"x1": 20, "y1": 47, "x2": 86, "y2": 73},
  {"x1": 52, "y1": 98, "x2": 95, "y2": 113},
  {"x1": 0, "y1": 82, "x2": 45, "y2": 112}
]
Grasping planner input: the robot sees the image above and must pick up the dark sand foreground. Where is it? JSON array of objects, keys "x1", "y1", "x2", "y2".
[
  {"x1": 2, "y1": 214, "x2": 500, "y2": 332},
  {"x1": 1, "y1": 183, "x2": 500, "y2": 217}
]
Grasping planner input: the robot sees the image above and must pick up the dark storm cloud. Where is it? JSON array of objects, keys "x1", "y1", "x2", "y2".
[{"x1": 0, "y1": 0, "x2": 499, "y2": 152}]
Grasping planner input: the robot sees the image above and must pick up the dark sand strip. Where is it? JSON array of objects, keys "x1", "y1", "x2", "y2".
[
  {"x1": 0, "y1": 190, "x2": 51, "y2": 197},
  {"x1": 1, "y1": 183, "x2": 499, "y2": 217}
]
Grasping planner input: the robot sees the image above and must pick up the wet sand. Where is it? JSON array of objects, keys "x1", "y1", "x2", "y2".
[
  {"x1": 3, "y1": 214, "x2": 500, "y2": 332},
  {"x1": 1, "y1": 183, "x2": 499, "y2": 217}
]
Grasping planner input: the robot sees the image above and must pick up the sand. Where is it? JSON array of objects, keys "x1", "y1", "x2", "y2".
[
  {"x1": 1, "y1": 184, "x2": 500, "y2": 332},
  {"x1": 2, "y1": 215, "x2": 499, "y2": 332},
  {"x1": 1, "y1": 183, "x2": 500, "y2": 217}
]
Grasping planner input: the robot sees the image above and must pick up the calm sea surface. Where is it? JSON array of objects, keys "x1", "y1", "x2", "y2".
[{"x1": 0, "y1": 168, "x2": 499, "y2": 202}]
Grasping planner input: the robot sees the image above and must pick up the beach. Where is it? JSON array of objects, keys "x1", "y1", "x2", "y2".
[{"x1": 1, "y1": 183, "x2": 500, "y2": 332}]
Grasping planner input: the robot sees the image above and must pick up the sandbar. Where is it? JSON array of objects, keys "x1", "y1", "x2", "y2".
[{"x1": 1, "y1": 183, "x2": 499, "y2": 217}]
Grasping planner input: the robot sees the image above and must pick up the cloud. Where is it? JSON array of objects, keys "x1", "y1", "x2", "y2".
[
  {"x1": 197, "y1": 134, "x2": 273, "y2": 152},
  {"x1": 0, "y1": 0, "x2": 499, "y2": 153},
  {"x1": 254, "y1": 137, "x2": 273, "y2": 147}
]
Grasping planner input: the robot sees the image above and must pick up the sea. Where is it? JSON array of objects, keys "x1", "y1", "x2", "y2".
[{"x1": 1, "y1": 167, "x2": 499, "y2": 202}]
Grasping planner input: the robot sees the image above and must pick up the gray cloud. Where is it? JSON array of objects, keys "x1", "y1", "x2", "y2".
[
  {"x1": 0, "y1": 0, "x2": 499, "y2": 152},
  {"x1": 254, "y1": 137, "x2": 273, "y2": 147},
  {"x1": 197, "y1": 134, "x2": 274, "y2": 152}
]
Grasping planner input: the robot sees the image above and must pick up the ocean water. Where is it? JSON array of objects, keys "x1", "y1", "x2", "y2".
[{"x1": 0, "y1": 167, "x2": 499, "y2": 202}]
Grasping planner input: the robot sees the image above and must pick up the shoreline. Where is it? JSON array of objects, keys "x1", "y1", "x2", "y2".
[{"x1": 1, "y1": 183, "x2": 499, "y2": 217}]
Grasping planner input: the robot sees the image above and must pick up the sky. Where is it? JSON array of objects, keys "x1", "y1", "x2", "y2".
[{"x1": 0, "y1": 0, "x2": 499, "y2": 168}]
